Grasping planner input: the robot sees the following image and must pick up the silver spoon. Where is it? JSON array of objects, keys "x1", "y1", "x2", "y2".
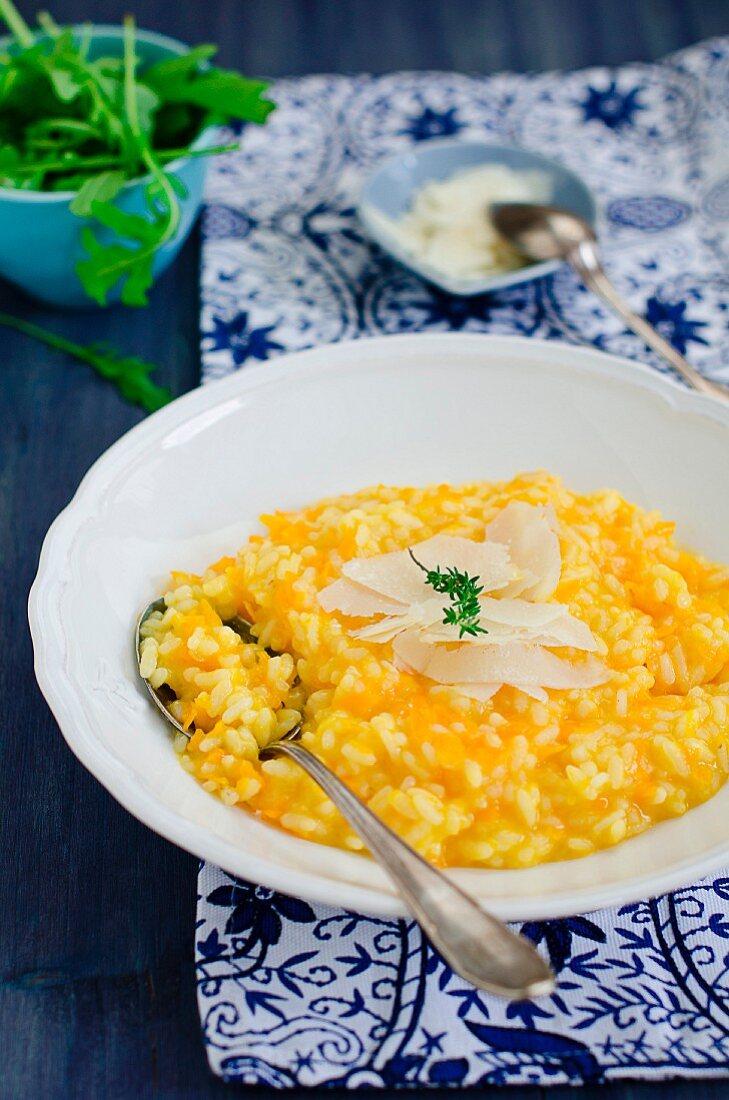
[
  {"x1": 491, "y1": 203, "x2": 728, "y2": 404},
  {"x1": 137, "y1": 598, "x2": 554, "y2": 1000}
]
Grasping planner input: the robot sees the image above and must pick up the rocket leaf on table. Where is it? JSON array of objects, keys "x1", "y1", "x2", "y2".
[{"x1": 0, "y1": 312, "x2": 172, "y2": 412}]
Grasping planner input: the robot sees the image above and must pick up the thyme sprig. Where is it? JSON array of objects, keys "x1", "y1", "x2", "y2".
[{"x1": 408, "y1": 549, "x2": 488, "y2": 639}]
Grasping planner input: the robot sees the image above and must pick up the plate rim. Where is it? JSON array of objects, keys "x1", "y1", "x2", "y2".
[{"x1": 29, "y1": 333, "x2": 729, "y2": 919}]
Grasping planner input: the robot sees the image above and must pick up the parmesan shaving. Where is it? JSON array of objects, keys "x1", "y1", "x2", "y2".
[
  {"x1": 341, "y1": 547, "x2": 434, "y2": 605},
  {"x1": 408, "y1": 534, "x2": 515, "y2": 591},
  {"x1": 474, "y1": 596, "x2": 566, "y2": 629},
  {"x1": 486, "y1": 501, "x2": 561, "y2": 600},
  {"x1": 351, "y1": 599, "x2": 444, "y2": 642},
  {"x1": 341, "y1": 532, "x2": 514, "y2": 605},
  {"x1": 518, "y1": 685, "x2": 550, "y2": 703},
  {"x1": 423, "y1": 621, "x2": 523, "y2": 645},
  {"x1": 530, "y1": 615, "x2": 599, "y2": 652},
  {"x1": 393, "y1": 630, "x2": 608, "y2": 690},
  {"x1": 424, "y1": 604, "x2": 598, "y2": 652},
  {"x1": 451, "y1": 683, "x2": 502, "y2": 703},
  {"x1": 317, "y1": 577, "x2": 407, "y2": 617}
]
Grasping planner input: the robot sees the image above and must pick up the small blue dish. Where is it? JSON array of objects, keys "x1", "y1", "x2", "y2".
[
  {"x1": 0, "y1": 26, "x2": 214, "y2": 309},
  {"x1": 358, "y1": 140, "x2": 596, "y2": 297}
]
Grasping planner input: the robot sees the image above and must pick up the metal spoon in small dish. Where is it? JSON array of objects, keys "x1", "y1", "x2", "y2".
[
  {"x1": 137, "y1": 599, "x2": 554, "y2": 1001},
  {"x1": 491, "y1": 203, "x2": 728, "y2": 405}
]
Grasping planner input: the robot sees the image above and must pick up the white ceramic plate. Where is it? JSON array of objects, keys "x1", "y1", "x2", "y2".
[{"x1": 30, "y1": 334, "x2": 729, "y2": 920}]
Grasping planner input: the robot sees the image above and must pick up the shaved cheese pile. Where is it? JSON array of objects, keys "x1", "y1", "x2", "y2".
[
  {"x1": 364, "y1": 163, "x2": 552, "y2": 281},
  {"x1": 317, "y1": 501, "x2": 608, "y2": 702}
]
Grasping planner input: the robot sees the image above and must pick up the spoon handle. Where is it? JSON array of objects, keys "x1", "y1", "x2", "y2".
[
  {"x1": 265, "y1": 738, "x2": 554, "y2": 1000},
  {"x1": 568, "y1": 240, "x2": 728, "y2": 404}
]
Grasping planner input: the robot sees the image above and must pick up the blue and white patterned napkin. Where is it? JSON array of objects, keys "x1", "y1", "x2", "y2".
[{"x1": 196, "y1": 41, "x2": 729, "y2": 1087}]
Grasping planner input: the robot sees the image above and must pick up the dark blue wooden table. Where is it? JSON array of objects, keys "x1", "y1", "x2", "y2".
[{"x1": 4, "y1": 0, "x2": 729, "y2": 1095}]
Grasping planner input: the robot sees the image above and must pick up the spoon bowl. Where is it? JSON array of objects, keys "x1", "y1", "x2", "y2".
[
  {"x1": 491, "y1": 202, "x2": 597, "y2": 262},
  {"x1": 136, "y1": 598, "x2": 555, "y2": 1000},
  {"x1": 492, "y1": 202, "x2": 728, "y2": 404}
]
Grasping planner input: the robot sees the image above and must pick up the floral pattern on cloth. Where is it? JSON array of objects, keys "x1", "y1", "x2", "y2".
[
  {"x1": 197, "y1": 864, "x2": 729, "y2": 1087},
  {"x1": 197, "y1": 39, "x2": 729, "y2": 1087}
]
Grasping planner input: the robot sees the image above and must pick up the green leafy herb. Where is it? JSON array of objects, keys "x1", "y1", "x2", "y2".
[
  {"x1": 69, "y1": 166, "x2": 124, "y2": 214},
  {"x1": 0, "y1": 0, "x2": 275, "y2": 305},
  {"x1": 0, "y1": 311, "x2": 171, "y2": 411},
  {"x1": 143, "y1": 48, "x2": 275, "y2": 123},
  {"x1": 408, "y1": 549, "x2": 488, "y2": 639}
]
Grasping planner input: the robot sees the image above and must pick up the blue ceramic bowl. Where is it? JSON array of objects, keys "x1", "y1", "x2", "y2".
[
  {"x1": 0, "y1": 25, "x2": 214, "y2": 308},
  {"x1": 358, "y1": 140, "x2": 597, "y2": 297}
]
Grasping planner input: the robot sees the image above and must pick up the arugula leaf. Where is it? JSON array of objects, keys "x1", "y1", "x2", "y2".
[
  {"x1": 0, "y1": 63, "x2": 21, "y2": 104},
  {"x1": 118, "y1": 252, "x2": 155, "y2": 307},
  {"x1": 0, "y1": 142, "x2": 20, "y2": 174},
  {"x1": 86, "y1": 198, "x2": 163, "y2": 242},
  {"x1": 0, "y1": 311, "x2": 171, "y2": 412},
  {"x1": 142, "y1": 44, "x2": 218, "y2": 83},
  {"x1": 77, "y1": 217, "x2": 159, "y2": 306},
  {"x1": 144, "y1": 65, "x2": 275, "y2": 124},
  {"x1": 35, "y1": 28, "x2": 87, "y2": 103},
  {"x1": 75, "y1": 229, "x2": 133, "y2": 304},
  {"x1": 45, "y1": 62, "x2": 80, "y2": 102},
  {"x1": 130, "y1": 80, "x2": 160, "y2": 139},
  {"x1": 69, "y1": 168, "x2": 125, "y2": 215}
]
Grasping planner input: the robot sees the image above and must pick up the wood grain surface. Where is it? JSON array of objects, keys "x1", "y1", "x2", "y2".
[{"x1": 3, "y1": 0, "x2": 728, "y2": 1095}]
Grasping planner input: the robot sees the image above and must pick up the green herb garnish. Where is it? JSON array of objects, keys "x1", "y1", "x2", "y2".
[
  {"x1": 0, "y1": 311, "x2": 171, "y2": 411},
  {"x1": 409, "y1": 549, "x2": 488, "y2": 639},
  {"x1": 0, "y1": 0, "x2": 275, "y2": 306}
]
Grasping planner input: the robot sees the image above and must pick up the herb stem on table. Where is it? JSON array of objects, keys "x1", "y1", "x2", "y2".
[
  {"x1": 408, "y1": 549, "x2": 488, "y2": 639},
  {"x1": 0, "y1": 312, "x2": 171, "y2": 412}
]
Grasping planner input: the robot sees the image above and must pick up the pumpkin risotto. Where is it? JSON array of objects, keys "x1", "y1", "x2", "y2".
[{"x1": 139, "y1": 472, "x2": 729, "y2": 869}]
